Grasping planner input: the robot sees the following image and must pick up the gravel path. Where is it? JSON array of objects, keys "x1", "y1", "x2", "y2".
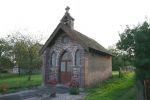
[
  {"x1": 0, "y1": 86, "x2": 86, "y2": 100},
  {"x1": 50, "y1": 93, "x2": 86, "y2": 100},
  {"x1": 24, "y1": 93, "x2": 86, "y2": 100}
]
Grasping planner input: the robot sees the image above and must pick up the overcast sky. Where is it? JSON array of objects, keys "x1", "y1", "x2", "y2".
[{"x1": 0, "y1": 0, "x2": 150, "y2": 48}]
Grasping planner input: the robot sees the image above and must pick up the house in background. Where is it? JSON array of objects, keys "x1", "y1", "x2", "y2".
[
  {"x1": 12, "y1": 66, "x2": 19, "y2": 74},
  {"x1": 39, "y1": 7, "x2": 112, "y2": 87}
]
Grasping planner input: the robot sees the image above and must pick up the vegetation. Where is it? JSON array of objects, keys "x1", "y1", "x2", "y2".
[
  {"x1": 117, "y1": 21, "x2": 150, "y2": 99},
  {"x1": 108, "y1": 46, "x2": 131, "y2": 71},
  {"x1": 0, "y1": 73, "x2": 42, "y2": 94},
  {"x1": 69, "y1": 88, "x2": 79, "y2": 95},
  {"x1": 69, "y1": 80, "x2": 80, "y2": 95},
  {"x1": 0, "y1": 32, "x2": 42, "y2": 80},
  {"x1": 0, "y1": 38, "x2": 14, "y2": 70},
  {"x1": 85, "y1": 72, "x2": 136, "y2": 100}
]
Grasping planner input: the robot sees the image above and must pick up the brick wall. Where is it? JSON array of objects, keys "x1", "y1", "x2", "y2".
[
  {"x1": 41, "y1": 32, "x2": 112, "y2": 87},
  {"x1": 85, "y1": 52, "x2": 112, "y2": 87},
  {"x1": 42, "y1": 32, "x2": 85, "y2": 87}
]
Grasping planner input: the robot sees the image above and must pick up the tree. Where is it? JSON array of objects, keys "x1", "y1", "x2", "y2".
[
  {"x1": 8, "y1": 32, "x2": 42, "y2": 80},
  {"x1": 108, "y1": 46, "x2": 131, "y2": 71},
  {"x1": 26, "y1": 42, "x2": 42, "y2": 81},
  {"x1": 0, "y1": 38, "x2": 14, "y2": 71},
  {"x1": 13, "y1": 40, "x2": 29, "y2": 75},
  {"x1": 134, "y1": 22, "x2": 150, "y2": 100},
  {"x1": 117, "y1": 25, "x2": 135, "y2": 64},
  {"x1": 117, "y1": 21, "x2": 150, "y2": 100},
  {"x1": 108, "y1": 46, "x2": 123, "y2": 71}
]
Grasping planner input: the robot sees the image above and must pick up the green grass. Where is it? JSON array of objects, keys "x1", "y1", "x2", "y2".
[
  {"x1": 0, "y1": 73, "x2": 42, "y2": 94},
  {"x1": 85, "y1": 72, "x2": 136, "y2": 100}
]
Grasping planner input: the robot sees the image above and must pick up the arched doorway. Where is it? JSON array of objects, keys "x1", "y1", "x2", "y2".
[{"x1": 59, "y1": 51, "x2": 72, "y2": 84}]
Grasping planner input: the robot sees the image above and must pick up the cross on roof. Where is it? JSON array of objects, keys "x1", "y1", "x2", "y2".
[{"x1": 65, "y1": 6, "x2": 70, "y2": 13}]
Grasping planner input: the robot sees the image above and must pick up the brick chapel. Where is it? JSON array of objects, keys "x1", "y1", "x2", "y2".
[{"x1": 39, "y1": 7, "x2": 112, "y2": 87}]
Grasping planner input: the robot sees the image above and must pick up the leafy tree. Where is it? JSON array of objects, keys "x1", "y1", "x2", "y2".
[
  {"x1": 108, "y1": 46, "x2": 130, "y2": 71},
  {"x1": 108, "y1": 46, "x2": 123, "y2": 71},
  {"x1": 0, "y1": 38, "x2": 14, "y2": 70},
  {"x1": 26, "y1": 42, "x2": 42, "y2": 81},
  {"x1": 7, "y1": 32, "x2": 42, "y2": 80},
  {"x1": 134, "y1": 22, "x2": 150, "y2": 100},
  {"x1": 117, "y1": 26, "x2": 135, "y2": 64},
  {"x1": 117, "y1": 21, "x2": 150, "y2": 100},
  {"x1": 13, "y1": 40, "x2": 29, "y2": 75},
  {"x1": 0, "y1": 57, "x2": 14, "y2": 69}
]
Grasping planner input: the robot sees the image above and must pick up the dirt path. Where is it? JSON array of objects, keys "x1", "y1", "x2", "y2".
[
  {"x1": 24, "y1": 93, "x2": 86, "y2": 100},
  {"x1": 0, "y1": 86, "x2": 86, "y2": 100}
]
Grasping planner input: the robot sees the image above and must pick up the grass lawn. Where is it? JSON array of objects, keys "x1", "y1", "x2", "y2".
[
  {"x1": 0, "y1": 73, "x2": 42, "y2": 94},
  {"x1": 85, "y1": 72, "x2": 136, "y2": 100}
]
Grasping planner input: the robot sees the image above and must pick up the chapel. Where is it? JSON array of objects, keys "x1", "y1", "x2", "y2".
[{"x1": 39, "y1": 7, "x2": 112, "y2": 87}]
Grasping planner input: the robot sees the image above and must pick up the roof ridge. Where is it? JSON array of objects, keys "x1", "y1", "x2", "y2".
[
  {"x1": 72, "y1": 29, "x2": 111, "y2": 55},
  {"x1": 40, "y1": 24, "x2": 112, "y2": 55}
]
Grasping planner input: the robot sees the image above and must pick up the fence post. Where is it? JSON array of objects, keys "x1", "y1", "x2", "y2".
[
  {"x1": 145, "y1": 80, "x2": 150, "y2": 100},
  {"x1": 137, "y1": 80, "x2": 144, "y2": 100}
]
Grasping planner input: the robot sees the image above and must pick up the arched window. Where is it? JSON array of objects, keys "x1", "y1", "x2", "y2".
[
  {"x1": 75, "y1": 50, "x2": 81, "y2": 66},
  {"x1": 51, "y1": 52, "x2": 56, "y2": 67}
]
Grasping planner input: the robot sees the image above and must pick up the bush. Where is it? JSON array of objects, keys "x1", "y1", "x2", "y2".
[
  {"x1": 0, "y1": 69, "x2": 8, "y2": 73},
  {"x1": 70, "y1": 87, "x2": 79, "y2": 95},
  {"x1": 69, "y1": 80, "x2": 79, "y2": 95}
]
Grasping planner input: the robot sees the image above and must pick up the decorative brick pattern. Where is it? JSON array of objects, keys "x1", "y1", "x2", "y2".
[
  {"x1": 42, "y1": 33, "x2": 112, "y2": 87},
  {"x1": 42, "y1": 33, "x2": 85, "y2": 87},
  {"x1": 41, "y1": 9, "x2": 112, "y2": 87}
]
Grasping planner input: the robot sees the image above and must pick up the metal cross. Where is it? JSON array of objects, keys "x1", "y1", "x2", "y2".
[{"x1": 65, "y1": 6, "x2": 70, "y2": 13}]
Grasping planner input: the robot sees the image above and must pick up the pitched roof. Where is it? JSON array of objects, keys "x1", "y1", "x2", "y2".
[
  {"x1": 39, "y1": 23, "x2": 112, "y2": 55},
  {"x1": 72, "y1": 30, "x2": 112, "y2": 55}
]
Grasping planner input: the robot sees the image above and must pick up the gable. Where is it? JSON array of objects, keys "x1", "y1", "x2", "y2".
[
  {"x1": 39, "y1": 24, "x2": 86, "y2": 54},
  {"x1": 50, "y1": 32, "x2": 73, "y2": 47},
  {"x1": 39, "y1": 24, "x2": 112, "y2": 56},
  {"x1": 39, "y1": 10, "x2": 112, "y2": 56}
]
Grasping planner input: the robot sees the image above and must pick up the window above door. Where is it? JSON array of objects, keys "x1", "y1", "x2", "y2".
[{"x1": 62, "y1": 36, "x2": 70, "y2": 44}]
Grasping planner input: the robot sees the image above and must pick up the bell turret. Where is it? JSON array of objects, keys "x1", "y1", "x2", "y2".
[{"x1": 60, "y1": 6, "x2": 74, "y2": 29}]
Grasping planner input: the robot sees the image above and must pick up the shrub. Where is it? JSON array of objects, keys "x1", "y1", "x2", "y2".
[
  {"x1": 0, "y1": 69, "x2": 8, "y2": 73},
  {"x1": 70, "y1": 87, "x2": 79, "y2": 95},
  {"x1": 69, "y1": 80, "x2": 79, "y2": 95}
]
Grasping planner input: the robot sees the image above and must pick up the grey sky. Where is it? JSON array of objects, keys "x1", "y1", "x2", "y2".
[{"x1": 0, "y1": 0, "x2": 150, "y2": 48}]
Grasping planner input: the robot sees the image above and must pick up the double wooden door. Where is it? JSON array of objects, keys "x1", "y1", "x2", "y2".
[
  {"x1": 59, "y1": 52, "x2": 72, "y2": 84},
  {"x1": 60, "y1": 60, "x2": 71, "y2": 84}
]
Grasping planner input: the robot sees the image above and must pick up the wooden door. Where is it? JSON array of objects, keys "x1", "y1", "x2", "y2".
[
  {"x1": 60, "y1": 52, "x2": 72, "y2": 84},
  {"x1": 60, "y1": 60, "x2": 71, "y2": 84}
]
